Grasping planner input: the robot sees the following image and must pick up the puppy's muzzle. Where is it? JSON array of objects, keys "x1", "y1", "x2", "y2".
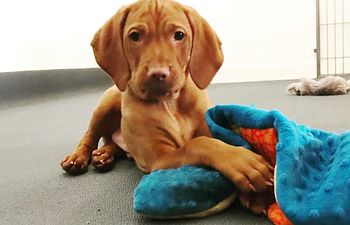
[
  {"x1": 148, "y1": 67, "x2": 170, "y2": 82},
  {"x1": 141, "y1": 67, "x2": 174, "y2": 98}
]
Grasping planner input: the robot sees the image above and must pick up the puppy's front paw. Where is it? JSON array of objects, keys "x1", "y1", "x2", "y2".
[
  {"x1": 60, "y1": 152, "x2": 91, "y2": 175},
  {"x1": 92, "y1": 147, "x2": 116, "y2": 172},
  {"x1": 220, "y1": 147, "x2": 274, "y2": 193}
]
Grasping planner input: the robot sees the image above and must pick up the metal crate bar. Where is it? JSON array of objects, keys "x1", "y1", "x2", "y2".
[{"x1": 316, "y1": 0, "x2": 350, "y2": 77}]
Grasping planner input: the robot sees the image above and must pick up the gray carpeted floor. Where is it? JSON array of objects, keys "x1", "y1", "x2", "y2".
[{"x1": 1, "y1": 70, "x2": 349, "y2": 225}]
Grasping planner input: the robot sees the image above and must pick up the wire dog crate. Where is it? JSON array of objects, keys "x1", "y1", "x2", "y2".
[{"x1": 316, "y1": 0, "x2": 350, "y2": 77}]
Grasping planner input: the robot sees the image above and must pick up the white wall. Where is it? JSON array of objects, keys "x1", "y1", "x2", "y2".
[{"x1": 0, "y1": 0, "x2": 317, "y2": 83}]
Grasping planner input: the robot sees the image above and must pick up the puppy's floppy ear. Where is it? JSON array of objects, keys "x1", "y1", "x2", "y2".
[
  {"x1": 184, "y1": 6, "x2": 224, "y2": 89},
  {"x1": 91, "y1": 6, "x2": 130, "y2": 91}
]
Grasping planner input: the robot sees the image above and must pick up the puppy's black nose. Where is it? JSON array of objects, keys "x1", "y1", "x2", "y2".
[
  {"x1": 148, "y1": 67, "x2": 170, "y2": 81},
  {"x1": 152, "y1": 72, "x2": 168, "y2": 81}
]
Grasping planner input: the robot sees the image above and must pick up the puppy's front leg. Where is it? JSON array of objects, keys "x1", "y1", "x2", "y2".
[
  {"x1": 152, "y1": 136, "x2": 274, "y2": 194},
  {"x1": 61, "y1": 87, "x2": 122, "y2": 174}
]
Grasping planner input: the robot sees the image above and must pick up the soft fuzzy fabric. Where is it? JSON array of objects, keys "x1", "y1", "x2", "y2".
[
  {"x1": 207, "y1": 104, "x2": 350, "y2": 225},
  {"x1": 286, "y1": 76, "x2": 350, "y2": 95},
  {"x1": 133, "y1": 104, "x2": 350, "y2": 225},
  {"x1": 134, "y1": 165, "x2": 236, "y2": 218}
]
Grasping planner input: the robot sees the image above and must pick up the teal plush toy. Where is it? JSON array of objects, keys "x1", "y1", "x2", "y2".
[{"x1": 134, "y1": 165, "x2": 237, "y2": 218}]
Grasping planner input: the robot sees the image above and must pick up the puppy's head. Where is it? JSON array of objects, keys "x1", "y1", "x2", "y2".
[{"x1": 91, "y1": 0, "x2": 223, "y2": 100}]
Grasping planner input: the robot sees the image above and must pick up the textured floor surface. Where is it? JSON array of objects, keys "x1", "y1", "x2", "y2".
[{"x1": 1, "y1": 70, "x2": 349, "y2": 225}]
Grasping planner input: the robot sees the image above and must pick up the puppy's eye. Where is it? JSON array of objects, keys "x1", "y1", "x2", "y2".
[
  {"x1": 129, "y1": 32, "x2": 140, "y2": 41},
  {"x1": 174, "y1": 31, "x2": 185, "y2": 41}
]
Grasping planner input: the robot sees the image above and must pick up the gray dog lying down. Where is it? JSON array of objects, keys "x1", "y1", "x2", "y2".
[{"x1": 286, "y1": 75, "x2": 350, "y2": 95}]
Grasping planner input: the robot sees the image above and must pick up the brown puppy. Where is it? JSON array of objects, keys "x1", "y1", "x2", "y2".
[{"x1": 61, "y1": 0, "x2": 274, "y2": 214}]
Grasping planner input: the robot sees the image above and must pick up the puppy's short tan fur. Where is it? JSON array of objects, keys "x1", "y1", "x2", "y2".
[{"x1": 61, "y1": 0, "x2": 274, "y2": 214}]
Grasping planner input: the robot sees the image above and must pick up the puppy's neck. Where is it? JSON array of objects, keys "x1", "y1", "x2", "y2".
[{"x1": 158, "y1": 77, "x2": 204, "y2": 114}]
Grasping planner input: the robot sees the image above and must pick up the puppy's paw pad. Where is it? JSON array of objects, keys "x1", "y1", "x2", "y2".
[{"x1": 239, "y1": 188, "x2": 275, "y2": 216}]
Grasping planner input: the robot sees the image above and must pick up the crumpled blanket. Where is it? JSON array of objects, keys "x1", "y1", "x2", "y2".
[{"x1": 207, "y1": 104, "x2": 350, "y2": 225}]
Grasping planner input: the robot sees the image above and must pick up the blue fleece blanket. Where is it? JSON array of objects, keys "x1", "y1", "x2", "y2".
[
  {"x1": 134, "y1": 104, "x2": 350, "y2": 225},
  {"x1": 207, "y1": 104, "x2": 350, "y2": 225}
]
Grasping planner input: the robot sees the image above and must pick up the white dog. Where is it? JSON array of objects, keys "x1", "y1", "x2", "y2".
[{"x1": 286, "y1": 76, "x2": 350, "y2": 96}]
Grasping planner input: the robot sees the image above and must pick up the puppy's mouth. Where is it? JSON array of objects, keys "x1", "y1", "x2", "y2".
[{"x1": 140, "y1": 86, "x2": 179, "y2": 100}]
